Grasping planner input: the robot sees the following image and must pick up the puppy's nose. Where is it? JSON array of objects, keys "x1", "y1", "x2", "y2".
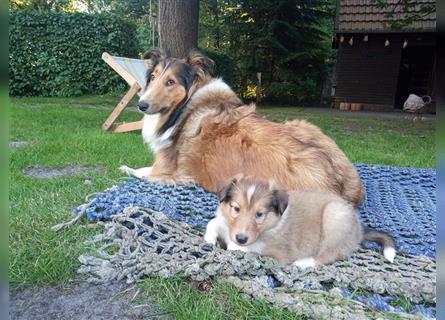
[
  {"x1": 235, "y1": 234, "x2": 248, "y2": 245},
  {"x1": 137, "y1": 101, "x2": 149, "y2": 112}
]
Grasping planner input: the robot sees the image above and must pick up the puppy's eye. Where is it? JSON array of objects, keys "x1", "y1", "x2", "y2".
[
  {"x1": 230, "y1": 204, "x2": 240, "y2": 213},
  {"x1": 256, "y1": 212, "x2": 264, "y2": 219},
  {"x1": 166, "y1": 79, "x2": 175, "y2": 86},
  {"x1": 150, "y1": 74, "x2": 155, "y2": 80}
]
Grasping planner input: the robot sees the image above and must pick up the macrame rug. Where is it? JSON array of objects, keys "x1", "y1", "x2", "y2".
[{"x1": 62, "y1": 164, "x2": 436, "y2": 319}]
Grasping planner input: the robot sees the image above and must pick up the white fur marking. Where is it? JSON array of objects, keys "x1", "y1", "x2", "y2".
[
  {"x1": 293, "y1": 257, "x2": 315, "y2": 269},
  {"x1": 246, "y1": 185, "x2": 256, "y2": 205},
  {"x1": 383, "y1": 247, "x2": 396, "y2": 263},
  {"x1": 160, "y1": 61, "x2": 172, "y2": 76},
  {"x1": 142, "y1": 114, "x2": 175, "y2": 153},
  {"x1": 119, "y1": 165, "x2": 152, "y2": 179},
  {"x1": 190, "y1": 78, "x2": 232, "y2": 102},
  {"x1": 142, "y1": 114, "x2": 160, "y2": 144},
  {"x1": 204, "y1": 218, "x2": 220, "y2": 245},
  {"x1": 204, "y1": 208, "x2": 230, "y2": 245},
  {"x1": 227, "y1": 241, "x2": 248, "y2": 252},
  {"x1": 139, "y1": 88, "x2": 152, "y2": 102}
]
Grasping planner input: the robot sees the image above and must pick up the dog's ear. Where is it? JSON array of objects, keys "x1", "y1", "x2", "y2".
[
  {"x1": 271, "y1": 189, "x2": 289, "y2": 215},
  {"x1": 216, "y1": 175, "x2": 242, "y2": 203},
  {"x1": 186, "y1": 49, "x2": 215, "y2": 80},
  {"x1": 144, "y1": 48, "x2": 167, "y2": 70}
]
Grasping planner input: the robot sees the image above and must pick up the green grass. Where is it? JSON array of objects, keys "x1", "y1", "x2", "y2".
[
  {"x1": 258, "y1": 106, "x2": 435, "y2": 168},
  {"x1": 9, "y1": 95, "x2": 435, "y2": 317},
  {"x1": 141, "y1": 277, "x2": 304, "y2": 319}
]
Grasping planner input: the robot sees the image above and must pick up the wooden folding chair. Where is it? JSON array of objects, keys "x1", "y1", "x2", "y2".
[{"x1": 101, "y1": 52, "x2": 147, "y2": 133}]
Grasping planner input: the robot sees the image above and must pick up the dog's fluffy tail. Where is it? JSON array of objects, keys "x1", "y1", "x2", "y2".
[{"x1": 363, "y1": 226, "x2": 396, "y2": 263}]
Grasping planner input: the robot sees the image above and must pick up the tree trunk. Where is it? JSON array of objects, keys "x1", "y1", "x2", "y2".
[
  {"x1": 209, "y1": 0, "x2": 220, "y2": 48},
  {"x1": 158, "y1": 0, "x2": 199, "y2": 58}
]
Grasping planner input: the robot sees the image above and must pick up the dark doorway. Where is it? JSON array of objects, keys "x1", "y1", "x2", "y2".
[{"x1": 395, "y1": 45, "x2": 435, "y2": 109}]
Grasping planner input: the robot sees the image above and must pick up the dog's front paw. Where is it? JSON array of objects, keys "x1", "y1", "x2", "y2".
[{"x1": 119, "y1": 165, "x2": 133, "y2": 175}]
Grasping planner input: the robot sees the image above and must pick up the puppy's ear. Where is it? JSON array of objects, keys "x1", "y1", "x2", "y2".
[
  {"x1": 143, "y1": 48, "x2": 167, "y2": 66},
  {"x1": 216, "y1": 175, "x2": 242, "y2": 203},
  {"x1": 186, "y1": 49, "x2": 215, "y2": 80},
  {"x1": 271, "y1": 190, "x2": 289, "y2": 215}
]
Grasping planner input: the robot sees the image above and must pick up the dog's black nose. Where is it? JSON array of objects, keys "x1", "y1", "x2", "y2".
[
  {"x1": 235, "y1": 234, "x2": 248, "y2": 245},
  {"x1": 137, "y1": 101, "x2": 149, "y2": 112}
]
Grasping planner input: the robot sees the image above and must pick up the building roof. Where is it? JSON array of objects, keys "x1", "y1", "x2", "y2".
[{"x1": 335, "y1": 0, "x2": 436, "y2": 33}]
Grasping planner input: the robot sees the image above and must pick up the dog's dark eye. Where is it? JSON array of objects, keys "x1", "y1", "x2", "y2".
[
  {"x1": 166, "y1": 79, "x2": 175, "y2": 86},
  {"x1": 256, "y1": 212, "x2": 264, "y2": 219},
  {"x1": 150, "y1": 74, "x2": 155, "y2": 80},
  {"x1": 232, "y1": 206, "x2": 240, "y2": 213}
]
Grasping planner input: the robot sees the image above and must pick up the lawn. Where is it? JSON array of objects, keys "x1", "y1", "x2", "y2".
[{"x1": 9, "y1": 95, "x2": 435, "y2": 318}]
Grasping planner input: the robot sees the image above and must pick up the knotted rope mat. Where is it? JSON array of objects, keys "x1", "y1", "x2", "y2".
[{"x1": 78, "y1": 207, "x2": 435, "y2": 319}]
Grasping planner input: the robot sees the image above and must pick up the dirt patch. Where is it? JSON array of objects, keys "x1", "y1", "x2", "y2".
[
  {"x1": 10, "y1": 141, "x2": 31, "y2": 149},
  {"x1": 23, "y1": 165, "x2": 99, "y2": 179},
  {"x1": 10, "y1": 281, "x2": 171, "y2": 320}
]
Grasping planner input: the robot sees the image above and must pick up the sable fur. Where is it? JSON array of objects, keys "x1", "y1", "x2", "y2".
[
  {"x1": 122, "y1": 48, "x2": 364, "y2": 207},
  {"x1": 205, "y1": 176, "x2": 396, "y2": 266}
]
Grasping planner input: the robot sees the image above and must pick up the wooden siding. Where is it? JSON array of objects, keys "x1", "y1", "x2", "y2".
[{"x1": 335, "y1": 34, "x2": 403, "y2": 107}]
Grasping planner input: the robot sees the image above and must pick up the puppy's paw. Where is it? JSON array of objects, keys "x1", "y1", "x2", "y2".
[
  {"x1": 204, "y1": 220, "x2": 218, "y2": 245},
  {"x1": 293, "y1": 257, "x2": 315, "y2": 269},
  {"x1": 227, "y1": 241, "x2": 247, "y2": 252},
  {"x1": 383, "y1": 247, "x2": 396, "y2": 263}
]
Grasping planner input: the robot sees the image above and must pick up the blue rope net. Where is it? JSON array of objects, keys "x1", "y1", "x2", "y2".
[
  {"x1": 78, "y1": 164, "x2": 436, "y2": 258},
  {"x1": 75, "y1": 164, "x2": 436, "y2": 317}
]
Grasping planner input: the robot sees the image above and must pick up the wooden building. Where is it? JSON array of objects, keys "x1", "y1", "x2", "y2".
[{"x1": 333, "y1": 0, "x2": 436, "y2": 111}]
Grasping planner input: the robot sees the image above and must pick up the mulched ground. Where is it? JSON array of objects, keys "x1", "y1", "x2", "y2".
[
  {"x1": 23, "y1": 165, "x2": 100, "y2": 179},
  {"x1": 10, "y1": 281, "x2": 172, "y2": 320}
]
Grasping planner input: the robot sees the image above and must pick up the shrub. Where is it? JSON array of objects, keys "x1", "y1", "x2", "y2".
[
  {"x1": 264, "y1": 78, "x2": 319, "y2": 105},
  {"x1": 9, "y1": 12, "x2": 139, "y2": 96},
  {"x1": 201, "y1": 48, "x2": 239, "y2": 92}
]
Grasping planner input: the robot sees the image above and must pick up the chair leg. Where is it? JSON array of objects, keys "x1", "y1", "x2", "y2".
[
  {"x1": 102, "y1": 82, "x2": 141, "y2": 131},
  {"x1": 110, "y1": 120, "x2": 144, "y2": 133}
]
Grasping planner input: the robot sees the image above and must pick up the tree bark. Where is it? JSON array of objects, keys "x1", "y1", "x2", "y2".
[
  {"x1": 209, "y1": 0, "x2": 220, "y2": 48},
  {"x1": 158, "y1": 0, "x2": 199, "y2": 58}
]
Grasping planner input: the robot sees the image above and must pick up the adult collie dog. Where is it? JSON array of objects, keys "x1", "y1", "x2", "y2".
[{"x1": 120, "y1": 48, "x2": 364, "y2": 206}]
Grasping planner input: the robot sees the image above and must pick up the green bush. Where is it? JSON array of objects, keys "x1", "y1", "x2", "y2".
[
  {"x1": 201, "y1": 48, "x2": 239, "y2": 92},
  {"x1": 9, "y1": 12, "x2": 139, "y2": 96},
  {"x1": 265, "y1": 78, "x2": 318, "y2": 105}
]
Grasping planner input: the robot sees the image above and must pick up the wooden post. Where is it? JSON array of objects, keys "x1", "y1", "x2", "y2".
[
  {"x1": 256, "y1": 72, "x2": 262, "y2": 104},
  {"x1": 102, "y1": 82, "x2": 141, "y2": 131}
]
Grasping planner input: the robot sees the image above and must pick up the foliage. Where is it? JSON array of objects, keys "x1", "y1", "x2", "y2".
[
  {"x1": 9, "y1": 11, "x2": 139, "y2": 96},
  {"x1": 9, "y1": 0, "x2": 77, "y2": 12},
  {"x1": 201, "y1": 48, "x2": 238, "y2": 91},
  {"x1": 199, "y1": 0, "x2": 336, "y2": 104},
  {"x1": 372, "y1": 0, "x2": 435, "y2": 30},
  {"x1": 76, "y1": 0, "x2": 159, "y2": 50}
]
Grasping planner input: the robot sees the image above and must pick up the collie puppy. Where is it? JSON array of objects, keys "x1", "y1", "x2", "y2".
[
  {"x1": 120, "y1": 48, "x2": 364, "y2": 207},
  {"x1": 204, "y1": 175, "x2": 396, "y2": 267}
]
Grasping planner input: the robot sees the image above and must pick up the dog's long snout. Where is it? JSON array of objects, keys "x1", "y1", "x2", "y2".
[
  {"x1": 235, "y1": 234, "x2": 248, "y2": 245},
  {"x1": 137, "y1": 101, "x2": 149, "y2": 112}
]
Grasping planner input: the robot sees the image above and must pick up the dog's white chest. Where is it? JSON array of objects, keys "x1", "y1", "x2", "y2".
[
  {"x1": 142, "y1": 114, "x2": 174, "y2": 154},
  {"x1": 142, "y1": 114, "x2": 160, "y2": 145}
]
